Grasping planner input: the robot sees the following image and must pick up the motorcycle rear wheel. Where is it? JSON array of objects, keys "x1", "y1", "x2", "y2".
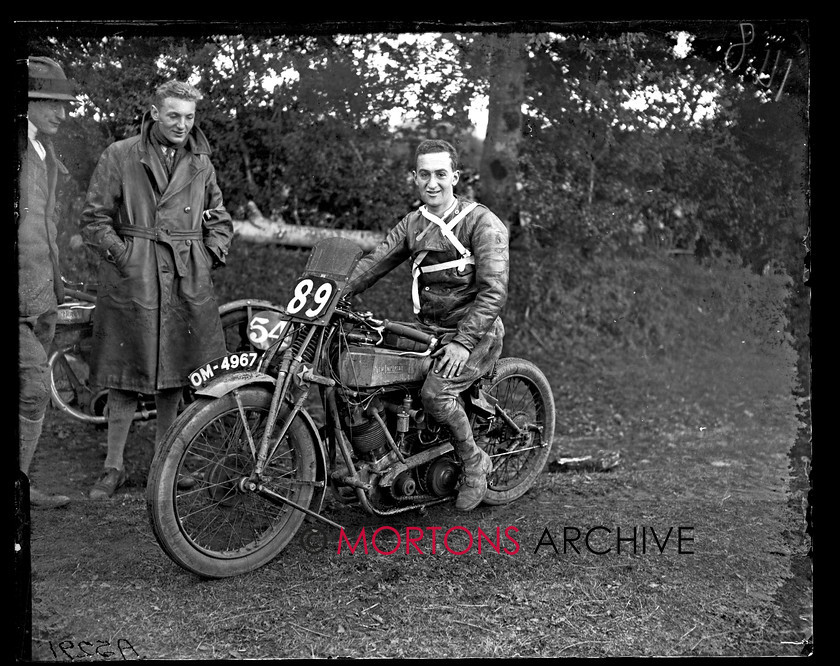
[
  {"x1": 479, "y1": 357, "x2": 556, "y2": 505},
  {"x1": 220, "y1": 308, "x2": 255, "y2": 353},
  {"x1": 219, "y1": 302, "x2": 284, "y2": 353},
  {"x1": 146, "y1": 387, "x2": 317, "y2": 578}
]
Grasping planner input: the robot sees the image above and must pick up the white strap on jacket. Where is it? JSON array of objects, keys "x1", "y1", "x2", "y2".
[{"x1": 411, "y1": 202, "x2": 479, "y2": 314}]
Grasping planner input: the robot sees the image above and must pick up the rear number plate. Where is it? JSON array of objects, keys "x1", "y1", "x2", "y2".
[{"x1": 189, "y1": 351, "x2": 259, "y2": 388}]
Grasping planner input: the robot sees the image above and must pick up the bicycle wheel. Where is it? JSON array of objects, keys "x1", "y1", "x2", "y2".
[
  {"x1": 478, "y1": 357, "x2": 556, "y2": 505},
  {"x1": 146, "y1": 386, "x2": 317, "y2": 578}
]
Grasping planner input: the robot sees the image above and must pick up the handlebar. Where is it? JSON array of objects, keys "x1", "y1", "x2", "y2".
[
  {"x1": 334, "y1": 306, "x2": 438, "y2": 350},
  {"x1": 380, "y1": 320, "x2": 435, "y2": 346},
  {"x1": 61, "y1": 277, "x2": 98, "y2": 303},
  {"x1": 64, "y1": 288, "x2": 97, "y2": 303}
]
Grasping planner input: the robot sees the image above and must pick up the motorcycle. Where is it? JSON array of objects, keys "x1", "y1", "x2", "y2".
[
  {"x1": 49, "y1": 278, "x2": 285, "y2": 425},
  {"x1": 145, "y1": 237, "x2": 556, "y2": 578}
]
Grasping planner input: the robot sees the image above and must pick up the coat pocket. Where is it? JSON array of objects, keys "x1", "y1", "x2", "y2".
[
  {"x1": 112, "y1": 239, "x2": 131, "y2": 275},
  {"x1": 199, "y1": 241, "x2": 215, "y2": 268}
]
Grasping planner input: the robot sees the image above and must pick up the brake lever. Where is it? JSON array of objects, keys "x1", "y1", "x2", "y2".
[{"x1": 335, "y1": 307, "x2": 384, "y2": 344}]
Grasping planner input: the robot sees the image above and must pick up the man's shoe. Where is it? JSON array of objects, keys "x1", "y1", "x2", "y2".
[
  {"x1": 455, "y1": 449, "x2": 493, "y2": 511},
  {"x1": 89, "y1": 467, "x2": 126, "y2": 500},
  {"x1": 30, "y1": 487, "x2": 70, "y2": 510}
]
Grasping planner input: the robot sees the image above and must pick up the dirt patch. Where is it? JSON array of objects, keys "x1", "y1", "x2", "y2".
[{"x1": 20, "y1": 327, "x2": 812, "y2": 658}]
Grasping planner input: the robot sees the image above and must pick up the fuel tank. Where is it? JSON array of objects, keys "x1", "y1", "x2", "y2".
[{"x1": 338, "y1": 345, "x2": 433, "y2": 389}]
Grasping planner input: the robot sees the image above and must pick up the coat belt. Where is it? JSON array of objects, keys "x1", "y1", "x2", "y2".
[
  {"x1": 114, "y1": 225, "x2": 203, "y2": 241},
  {"x1": 113, "y1": 225, "x2": 203, "y2": 277}
]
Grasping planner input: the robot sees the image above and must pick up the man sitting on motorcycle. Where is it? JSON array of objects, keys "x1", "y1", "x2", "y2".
[{"x1": 343, "y1": 139, "x2": 509, "y2": 511}]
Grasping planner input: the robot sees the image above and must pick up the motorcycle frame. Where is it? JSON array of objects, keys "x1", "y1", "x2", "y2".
[
  {"x1": 200, "y1": 309, "x2": 482, "y2": 530},
  {"x1": 217, "y1": 298, "x2": 283, "y2": 320}
]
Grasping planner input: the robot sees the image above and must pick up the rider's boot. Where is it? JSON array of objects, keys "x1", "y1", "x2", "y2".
[{"x1": 453, "y1": 436, "x2": 493, "y2": 512}]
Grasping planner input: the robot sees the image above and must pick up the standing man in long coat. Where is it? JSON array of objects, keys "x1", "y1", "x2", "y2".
[
  {"x1": 80, "y1": 80, "x2": 234, "y2": 499},
  {"x1": 18, "y1": 56, "x2": 80, "y2": 509}
]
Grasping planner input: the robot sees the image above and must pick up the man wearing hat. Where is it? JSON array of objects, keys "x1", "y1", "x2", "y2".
[{"x1": 17, "y1": 56, "x2": 79, "y2": 509}]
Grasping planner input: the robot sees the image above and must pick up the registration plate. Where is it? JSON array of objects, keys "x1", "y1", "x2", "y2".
[{"x1": 188, "y1": 351, "x2": 259, "y2": 388}]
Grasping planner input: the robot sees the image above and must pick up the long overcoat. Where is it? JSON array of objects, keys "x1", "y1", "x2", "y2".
[
  {"x1": 18, "y1": 131, "x2": 67, "y2": 316},
  {"x1": 80, "y1": 116, "x2": 234, "y2": 393}
]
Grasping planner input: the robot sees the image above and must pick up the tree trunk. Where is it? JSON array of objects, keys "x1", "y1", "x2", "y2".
[
  {"x1": 233, "y1": 201, "x2": 385, "y2": 251},
  {"x1": 478, "y1": 33, "x2": 528, "y2": 231}
]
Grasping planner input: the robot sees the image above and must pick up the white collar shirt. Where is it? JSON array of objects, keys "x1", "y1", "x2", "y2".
[{"x1": 28, "y1": 120, "x2": 46, "y2": 160}]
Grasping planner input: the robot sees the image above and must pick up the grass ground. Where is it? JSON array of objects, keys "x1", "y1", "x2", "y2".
[
  {"x1": 26, "y1": 343, "x2": 811, "y2": 659},
  {"x1": 23, "y1": 244, "x2": 812, "y2": 659}
]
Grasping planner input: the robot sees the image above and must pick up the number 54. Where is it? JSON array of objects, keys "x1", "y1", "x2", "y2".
[{"x1": 248, "y1": 314, "x2": 288, "y2": 347}]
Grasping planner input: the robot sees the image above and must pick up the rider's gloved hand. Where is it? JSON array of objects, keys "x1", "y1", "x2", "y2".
[
  {"x1": 431, "y1": 341, "x2": 470, "y2": 379},
  {"x1": 337, "y1": 285, "x2": 356, "y2": 309}
]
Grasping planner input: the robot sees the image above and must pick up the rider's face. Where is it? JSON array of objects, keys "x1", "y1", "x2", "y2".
[{"x1": 414, "y1": 152, "x2": 460, "y2": 215}]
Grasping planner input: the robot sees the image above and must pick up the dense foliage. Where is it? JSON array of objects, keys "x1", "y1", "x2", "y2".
[
  {"x1": 16, "y1": 22, "x2": 809, "y2": 372},
  {"x1": 17, "y1": 23, "x2": 808, "y2": 272}
]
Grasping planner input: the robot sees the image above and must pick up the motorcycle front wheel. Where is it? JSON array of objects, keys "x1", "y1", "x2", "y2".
[
  {"x1": 146, "y1": 387, "x2": 317, "y2": 578},
  {"x1": 479, "y1": 357, "x2": 556, "y2": 505}
]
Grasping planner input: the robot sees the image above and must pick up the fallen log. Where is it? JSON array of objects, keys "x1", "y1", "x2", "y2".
[{"x1": 231, "y1": 201, "x2": 386, "y2": 252}]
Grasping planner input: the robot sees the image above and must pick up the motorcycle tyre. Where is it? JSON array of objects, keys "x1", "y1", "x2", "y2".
[
  {"x1": 146, "y1": 387, "x2": 317, "y2": 578},
  {"x1": 480, "y1": 357, "x2": 556, "y2": 506}
]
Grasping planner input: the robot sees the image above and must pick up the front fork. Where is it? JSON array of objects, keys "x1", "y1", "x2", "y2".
[
  {"x1": 246, "y1": 479, "x2": 346, "y2": 531},
  {"x1": 234, "y1": 324, "x2": 346, "y2": 532}
]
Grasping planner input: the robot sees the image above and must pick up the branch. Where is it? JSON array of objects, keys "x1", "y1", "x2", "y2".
[{"x1": 232, "y1": 201, "x2": 385, "y2": 252}]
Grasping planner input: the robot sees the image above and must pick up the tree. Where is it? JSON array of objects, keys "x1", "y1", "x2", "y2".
[
  {"x1": 475, "y1": 33, "x2": 528, "y2": 230},
  {"x1": 15, "y1": 21, "x2": 808, "y2": 273}
]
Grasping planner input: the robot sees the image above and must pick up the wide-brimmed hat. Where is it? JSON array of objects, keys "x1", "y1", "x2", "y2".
[{"x1": 28, "y1": 56, "x2": 79, "y2": 102}]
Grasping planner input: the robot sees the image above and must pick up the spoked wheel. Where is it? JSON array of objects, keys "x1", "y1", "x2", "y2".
[
  {"x1": 146, "y1": 387, "x2": 318, "y2": 578},
  {"x1": 49, "y1": 344, "x2": 91, "y2": 408},
  {"x1": 48, "y1": 338, "x2": 111, "y2": 423},
  {"x1": 478, "y1": 357, "x2": 556, "y2": 505}
]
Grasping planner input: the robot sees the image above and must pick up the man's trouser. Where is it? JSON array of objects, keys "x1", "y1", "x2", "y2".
[
  {"x1": 419, "y1": 318, "x2": 504, "y2": 457},
  {"x1": 19, "y1": 310, "x2": 57, "y2": 473}
]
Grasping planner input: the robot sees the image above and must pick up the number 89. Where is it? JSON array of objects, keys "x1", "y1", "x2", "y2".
[{"x1": 287, "y1": 278, "x2": 334, "y2": 318}]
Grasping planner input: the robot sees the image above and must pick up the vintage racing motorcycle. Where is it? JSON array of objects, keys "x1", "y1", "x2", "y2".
[
  {"x1": 145, "y1": 237, "x2": 556, "y2": 578},
  {"x1": 49, "y1": 279, "x2": 284, "y2": 425}
]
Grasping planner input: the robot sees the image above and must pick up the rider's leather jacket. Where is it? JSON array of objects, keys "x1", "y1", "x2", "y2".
[{"x1": 346, "y1": 196, "x2": 509, "y2": 352}]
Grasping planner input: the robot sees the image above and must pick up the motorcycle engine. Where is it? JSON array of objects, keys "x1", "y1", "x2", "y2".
[
  {"x1": 417, "y1": 454, "x2": 460, "y2": 497},
  {"x1": 341, "y1": 393, "x2": 458, "y2": 499}
]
